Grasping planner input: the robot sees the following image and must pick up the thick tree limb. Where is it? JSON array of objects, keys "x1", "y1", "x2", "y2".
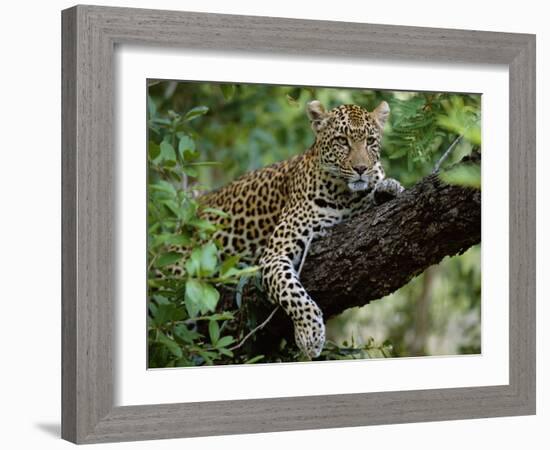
[{"x1": 301, "y1": 167, "x2": 481, "y2": 318}]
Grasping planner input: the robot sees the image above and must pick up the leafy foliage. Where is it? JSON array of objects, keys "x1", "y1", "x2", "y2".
[
  {"x1": 440, "y1": 164, "x2": 481, "y2": 189},
  {"x1": 147, "y1": 97, "x2": 260, "y2": 367}
]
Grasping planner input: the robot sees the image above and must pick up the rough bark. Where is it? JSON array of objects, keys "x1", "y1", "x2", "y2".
[{"x1": 301, "y1": 166, "x2": 481, "y2": 318}]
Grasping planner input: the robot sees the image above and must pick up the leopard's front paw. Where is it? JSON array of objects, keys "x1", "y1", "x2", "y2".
[
  {"x1": 373, "y1": 178, "x2": 404, "y2": 205},
  {"x1": 294, "y1": 315, "x2": 326, "y2": 359}
]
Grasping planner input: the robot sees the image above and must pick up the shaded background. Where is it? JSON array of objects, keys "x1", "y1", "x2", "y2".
[{"x1": 147, "y1": 80, "x2": 481, "y2": 363}]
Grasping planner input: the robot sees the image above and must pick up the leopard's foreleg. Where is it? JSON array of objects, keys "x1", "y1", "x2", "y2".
[{"x1": 260, "y1": 218, "x2": 325, "y2": 359}]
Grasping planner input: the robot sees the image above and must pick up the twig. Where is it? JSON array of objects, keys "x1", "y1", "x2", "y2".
[
  {"x1": 229, "y1": 234, "x2": 314, "y2": 352},
  {"x1": 432, "y1": 134, "x2": 464, "y2": 173},
  {"x1": 147, "y1": 254, "x2": 157, "y2": 272},
  {"x1": 229, "y1": 306, "x2": 280, "y2": 351}
]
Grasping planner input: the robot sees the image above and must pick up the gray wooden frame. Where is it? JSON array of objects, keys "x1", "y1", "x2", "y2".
[{"x1": 61, "y1": 4, "x2": 536, "y2": 444}]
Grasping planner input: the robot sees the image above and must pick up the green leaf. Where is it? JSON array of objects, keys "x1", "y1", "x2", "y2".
[
  {"x1": 147, "y1": 95, "x2": 157, "y2": 118},
  {"x1": 199, "y1": 242, "x2": 218, "y2": 276},
  {"x1": 207, "y1": 312, "x2": 235, "y2": 321},
  {"x1": 188, "y1": 218, "x2": 217, "y2": 233},
  {"x1": 184, "y1": 279, "x2": 220, "y2": 317},
  {"x1": 178, "y1": 135, "x2": 196, "y2": 161},
  {"x1": 148, "y1": 141, "x2": 160, "y2": 160},
  {"x1": 152, "y1": 303, "x2": 185, "y2": 325},
  {"x1": 217, "y1": 266, "x2": 259, "y2": 282},
  {"x1": 153, "y1": 303, "x2": 185, "y2": 326},
  {"x1": 148, "y1": 302, "x2": 158, "y2": 318},
  {"x1": 217, "y1": 347, "x2": 234, "y2": 357},
  {"x1": 152, "y1": 294, "x2": 171, "y2": 305},
  {"x1": 219, "y1": 254, "x2": 240, "y2": 277},
  {"x1": 182, "y1": 165, "x2": 199, "y2": 178},
  {"x1": 162, "y1": 199, "x2": 182, "y2": 218},
  {"x1": 185, "y1": 248, "x2": 202, "y2": 277},
  {"x1": 179, "y1": 199, "x2": 198, "y2": 223},
  {"x1": 208, "y1": 320, "x2": 220, "y2": 345},
  {"x1": 201, "y1": 283, "x2": 220, "y2": 312},
  {"x1": 160, "y1": 141, "x2": 177, "y2": 162},
  {"x1": 173, "y1": 323, "x2": 200, "y2": 344},
  {"x1": 156, "y1": 332, "x2": 182, "y2": 358},
  {"x1": 155, "y1": 251, "x2": 182, "y2": 268},
  {"x1": 439, "y1": 164, "x2": 481, "y2": 189},
  {"x1": 184, "y1": 106, "x2": 209, "y2": 121},
  {"x1": 220, "y1": 84, "x2": 236, "y2": 100},
  {"x1": 215, "y1": 335, "x2": 235, "y2": 348},
  {"x1": 184, "y1": 279, "x2": 202, "y2": 318},
  {"x1": 162, "y1": 234, "x2": 191, "y2": 247},
  {"x1": 197, "y1": 350, "x2": 217, "y2": 365},
  {"x1": 150, "y1": 180, "x2": 177, "y2": 197}
]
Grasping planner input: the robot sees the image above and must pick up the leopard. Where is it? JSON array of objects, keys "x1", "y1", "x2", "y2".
[{"x1": 170, "y1": 100, "x2": 404, "y2": 359}]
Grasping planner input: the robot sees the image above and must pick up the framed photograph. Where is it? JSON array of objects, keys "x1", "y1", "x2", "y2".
[{"x1": 62, "y1": 5, "x2": 536, "y2": 444}]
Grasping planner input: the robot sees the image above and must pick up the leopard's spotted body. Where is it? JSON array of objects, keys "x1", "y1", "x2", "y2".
[{"x1": 176, "y1": 101, "x2": 403, "y2": 358}]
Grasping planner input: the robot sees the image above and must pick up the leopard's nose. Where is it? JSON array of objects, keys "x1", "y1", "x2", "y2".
[{"x1": 354, "y1": 165, "x2": 367, "y2": 175}]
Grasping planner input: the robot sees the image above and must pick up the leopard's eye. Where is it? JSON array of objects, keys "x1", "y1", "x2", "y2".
[
  {"x1": 335, "y1": 136, "x2": 349, "y2": 147},
  {"x1": 367, "y1": 136, "x2": 376, "y2": 147}
]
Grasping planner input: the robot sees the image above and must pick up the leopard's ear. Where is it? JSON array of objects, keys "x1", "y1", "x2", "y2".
[
  {"x1": 372, "y1": 101, "x2": 390, "y2": 129},
  {"x1": 307, "y1": 100, "x2": 328, "y2": 133}
]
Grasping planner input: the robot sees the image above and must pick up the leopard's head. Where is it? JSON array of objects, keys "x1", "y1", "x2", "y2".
[{"x1": 307, "y1": 100, "x2": 390, "y2": 192}]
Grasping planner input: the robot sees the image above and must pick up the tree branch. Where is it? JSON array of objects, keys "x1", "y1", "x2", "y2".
[{"x1": 302, "y1": 156, "x2": 481, "y2": 318}]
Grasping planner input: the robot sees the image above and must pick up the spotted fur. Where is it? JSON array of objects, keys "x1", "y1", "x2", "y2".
[{"x1": 176, "y1": 101, "x2": 403, "y2": 358}]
